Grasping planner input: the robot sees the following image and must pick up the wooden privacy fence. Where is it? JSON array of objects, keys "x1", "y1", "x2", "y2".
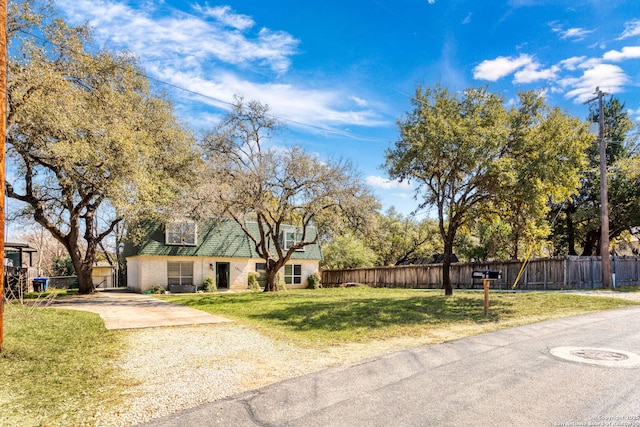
[{"x1": 321, "y1": 256, "x2": 640, "y2": 290}]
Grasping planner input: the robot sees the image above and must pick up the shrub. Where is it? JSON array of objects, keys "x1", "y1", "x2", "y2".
[
  {"x1": 51, "y1": 254, "x2": 75, "y2": 276},
  {"x1": 307, "y1": 272, "x2": 322, "y2": 289},
  {"x1": 277, "y1": 273, "x2": 287, "y2": 291},
  {"x1": 247, "y1": 271, "x2": 261, "y2": 291},
  {"x1": 199, "y1": 276, "x2": 217, "y2": 292},
  {"x1": 150, "y1": 285, "x2": 165, "y2": 294}
]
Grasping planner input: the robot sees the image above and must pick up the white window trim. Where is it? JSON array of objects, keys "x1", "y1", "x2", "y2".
[
  {"x1": 284, "y1": 264, "x2": 302, "y2": 285},
  {"x1": 282, "y1": 228, "x2": 305, "y2": 252},
  {"x1": 166, "y1": 221, "x2": 197, "y2": 246}
]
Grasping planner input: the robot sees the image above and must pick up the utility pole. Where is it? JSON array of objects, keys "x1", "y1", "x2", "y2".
[
  {"x1": 586, "y1": 87, "x2": 611, "y2": 289},
  {"x1": 0, "y1": 0, "x2": 7, "y2": 351}
]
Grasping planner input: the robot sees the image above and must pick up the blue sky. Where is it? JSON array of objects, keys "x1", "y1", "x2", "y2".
[{"x1": 55, "y1": 0, "x2": 640, "y2": 217}]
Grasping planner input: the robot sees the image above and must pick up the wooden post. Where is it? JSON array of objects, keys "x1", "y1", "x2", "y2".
[
  {"x1": 483, "y1": 279, "x2": 490, "y2": 316},
  {"x1": 0, "y1": 0, "x2": 7, "y2": 352}
]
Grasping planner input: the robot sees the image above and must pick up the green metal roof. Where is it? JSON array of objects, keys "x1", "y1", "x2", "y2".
[{"x1": 125, "y1": 219, "x2": 322, "y2": 260}]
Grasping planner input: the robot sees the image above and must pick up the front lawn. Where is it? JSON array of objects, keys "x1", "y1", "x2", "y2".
[
  {"x1": 0, "y1": 302, "x2": 130, "y2": 426},
  {"x1": 161, "y1": 287, "x2": 640, "y2": 347}
]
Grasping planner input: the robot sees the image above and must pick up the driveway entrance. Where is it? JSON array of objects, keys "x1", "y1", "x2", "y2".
[{"x1": 50, "y1": 289, "x2": 231, "y2": 329}]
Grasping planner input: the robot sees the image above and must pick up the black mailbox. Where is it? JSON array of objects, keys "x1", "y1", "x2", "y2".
[{"x1": 472, "y1": 270, "x2": 502, "y2": 280}]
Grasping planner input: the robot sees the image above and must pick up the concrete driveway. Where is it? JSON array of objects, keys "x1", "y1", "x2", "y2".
[
  {"x1": 145, "y1": 305, "x2": 640, "y2": 427},
  {"x1": 50, "y1": 289, "x2": 231, "y2": 329}
]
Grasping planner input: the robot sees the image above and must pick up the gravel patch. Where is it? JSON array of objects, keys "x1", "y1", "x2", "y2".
[{"x1": 94, "y1": 324, "x2": 427, "y2": 426}]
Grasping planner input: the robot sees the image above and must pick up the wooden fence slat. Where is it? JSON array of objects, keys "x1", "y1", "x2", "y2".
[{"x1": 321, "y1": 257, "x2": 640, "y2": 290}]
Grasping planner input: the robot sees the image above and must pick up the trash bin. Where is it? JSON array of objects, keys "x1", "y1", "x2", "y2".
[{"x1": 32, "y1": 278, "x2": 48, "y2": 292}]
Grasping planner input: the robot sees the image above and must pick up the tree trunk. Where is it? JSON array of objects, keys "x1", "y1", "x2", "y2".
[
  {"x1": 76, "y1": 265, "x2": 94, "y2": 294},
  {"x1": 264, "y1": 261, "x2": 280, "y2": 292},
  {"x1": 566, "y1": 213, "x2": 577, "y2": 256},
  {"x1": 442, "y1": 238, "x2": 454, "y2": 296},
  {"x1": 582, "y1": 230, "x2": 599, "y2": 256}
]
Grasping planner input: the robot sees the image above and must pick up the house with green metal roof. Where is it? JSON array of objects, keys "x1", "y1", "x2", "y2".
[{"x1": 124, "y1": 219, "x2": 322, "y2": 293}]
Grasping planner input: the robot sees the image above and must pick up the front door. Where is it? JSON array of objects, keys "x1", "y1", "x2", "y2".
[{"x1": 216, "y1": 262, "x2": 230, "y2": 289}]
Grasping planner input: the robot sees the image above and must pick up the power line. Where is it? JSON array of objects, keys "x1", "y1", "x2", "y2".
[{"x1": 14, "y1": 29, "x2": 389, "y2": 144}]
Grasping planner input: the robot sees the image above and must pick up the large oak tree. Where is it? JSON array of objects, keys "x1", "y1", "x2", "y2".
[
  {"x1": 201, "y1": 97, "x2": 379, "y2": 291},
  {"x1": 385, "y1": 85, "x2": 590, "y2": 295},
  {"x1": 6, "y1": 2, "x2": 198, "y2": 294}
]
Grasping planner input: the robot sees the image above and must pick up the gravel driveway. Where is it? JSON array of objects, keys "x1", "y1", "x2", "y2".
[
  {"x1": 54, "y1": 291, "x2": 421, "y2": 426},
  {"x1": 96, "y1": 324, "x2": 428, "y2": 426}
]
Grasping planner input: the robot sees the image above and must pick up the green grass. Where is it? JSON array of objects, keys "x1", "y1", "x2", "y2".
[
  {"x1": 613, "y1": 285, "x2": 640, "y2": 293},
  {"x1": 0, "y1": 302, "x2": 130, "y2": 427},
  {"x1": 161, "y1": 287, "x2": 640, "y2": 347},
  {"x1": 22, "y1": 288, "x2": 79, "y2": 298}
]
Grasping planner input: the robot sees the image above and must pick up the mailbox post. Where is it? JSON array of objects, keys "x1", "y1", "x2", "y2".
[{"x1": 472, "y1": 270, "x2": 502, "y2": 316}]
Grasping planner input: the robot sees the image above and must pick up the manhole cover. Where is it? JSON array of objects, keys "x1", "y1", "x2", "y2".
[
  {"x1": 570, "y1": 349, "x2": 629, "y2": 361},
  {"x1": 550, "y1": 346, "x2": 640, "y2": 368}
]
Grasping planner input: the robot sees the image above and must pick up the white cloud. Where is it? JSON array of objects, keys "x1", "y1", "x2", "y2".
[
  {"x1": 194, "y1": 5, "x2": 254, "y2": 30},
  {"x1": 560, "y1": 64, "x2": 629, "y2": 103},
  {"x1": 561, "y1": 27, "x2": 593, "y2": 40},
  {"x1": 366, "y1": 176, "x2": 413, "y2": 190},
  {"x1": 627, "y1": 107, "x2": 640, "y2": 122},
  {"x1": 54, "y1": 0, "x2": 387, "y2": 131},
  {"x1": 349, "y1": 96, "x2": 369, "y2": 107},
  {"x1": 552, "y1": 26, "x2": 593, "y2": 41},
  {"x1": 473, "y1": 54, "x2": 533, "y2": 81},
  {"x1": 56, "y1": 0, "x2": 299, "y2": 73},
  {"x1": 603, "y1": 46, "x2": 640, "y2": 62},
  {"x1": 514, "y1": 64, "x2": 559, "y2": 83},
  {"x1": 462, "y1": 13, "x2": 472, "y2": 25},
  {"x1": 559, "y1": 56, "x2": 588, "y2": 71},
  {"x1": 157, "y1": 69, "x2": 388, "y2": 128},
  {"x1": 618, "y1": 19, "x2": 640, "y2": 40}
]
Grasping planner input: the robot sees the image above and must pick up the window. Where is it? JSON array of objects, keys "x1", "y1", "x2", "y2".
[
  {"x1": 282, "y1": 229, "x2": 305, "y2": 251},
  {"x1": 284, "y1": 264, "x2": 302, "y2": 285},
  {"x1": 255, "y1": 262, "x2": 267, "y2": 286},
  {"x1": 166, "y1": 222, "x2": 197, "y2": 246},
  {"x1": 168, "y1": 261, "x2": 193, "y2": 285}
]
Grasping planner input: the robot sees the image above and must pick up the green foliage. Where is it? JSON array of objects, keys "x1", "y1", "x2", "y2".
[
  {"x1": 550, "y1": 96, "x2": 639, "y2": 256},
  {"x1": 247, "y1": 272, "x2": 261, "y2": 291},
  {"x1": 386, "y1": 85, "x2": 508, "y2": 293},
  {"x1": 492, "y1": 91, "x2": 590, "y2": 259},
  {"x1": 198, "y1": 276, "x2": 217, "y2": 293},
  {"x1": 276, "y1": 273, "x2": 288, "y2": 291},
  {"x1": 147, "y1": 285, "x2": 166, "y2": 294},
  {"x1": 307, "y1": 272, "x2": 322, "y2": 289},
  {"x1": 51, "y1": 254, "x2": 75, "y2": 276},
  {"x1": 6, "y1": 2, "x2": 199, "y2": 294},
  {"x1": 386, "y1": 85, "x2": 589, "y2": 293},
  {"x1": 368, "y1": 208, "x2": 441, "y2": 266},
  {"x1": 321, "y1": 234, "x2": 377, "y2": 269}
]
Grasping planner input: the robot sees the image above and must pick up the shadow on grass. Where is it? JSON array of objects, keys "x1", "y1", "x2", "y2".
[
  {"x1": 253, "y1": 297, "x2": 515, "y2": 332},
  {"x1": 166, "y1": 292, "x2": 516, "y2": 333}
]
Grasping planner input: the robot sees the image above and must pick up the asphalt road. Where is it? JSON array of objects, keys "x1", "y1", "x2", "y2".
[{"x1": 145, "y1": 306, "x2": 640, "y2": 427}]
